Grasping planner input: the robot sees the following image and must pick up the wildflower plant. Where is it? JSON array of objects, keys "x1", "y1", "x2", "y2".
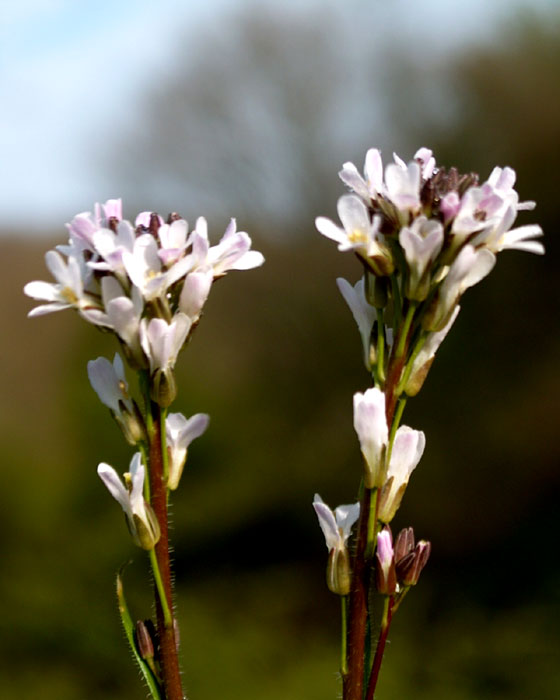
[
  {"x1": 314, "y1": 147, "x2": 543, "y2": 700},
  {"x1": 25, "y1": 201, "x2": 264, "y2": 700}
]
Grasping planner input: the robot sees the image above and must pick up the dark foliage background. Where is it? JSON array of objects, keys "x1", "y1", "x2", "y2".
[{"x1": 2, "y1": 5, "x2": 559, "y2": 699}]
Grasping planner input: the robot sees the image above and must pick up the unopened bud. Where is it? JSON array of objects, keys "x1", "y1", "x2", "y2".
[
  {"x1": 118, "y1": 403, "x2": 147, "y2": 445},
  {"x1": 375, "y1": 528, "x2": 397, "y2": 595},
  {"x1": 151, "y1": 368, "x2": 177, "y2": 407},
  {"x1": 326, "y1": 546, "x2": 352, "y2": 596},
  {"x1": 394, "y1": 527, "x2": 415, "y2": 563},
  {"x1": 396, "y1": 540, "x2": 431, "y2": 586},
  {"x1": 132, "y1": 502, "x2": 161, "y2": 550},
  {"x1": 365, "y1": 272, "x2": 389, "y2": 308},
  {"x1": 135, "y1": 620, "x2": 155, "y2": 660}
]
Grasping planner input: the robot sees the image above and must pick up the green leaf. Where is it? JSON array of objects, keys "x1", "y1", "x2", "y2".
[{"x1": 116, "y1": 564, "x2": 163, "y2": 700}]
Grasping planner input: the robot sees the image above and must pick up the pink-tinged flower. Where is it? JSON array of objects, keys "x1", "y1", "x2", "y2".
[
  {"x1": 140, "y1": 314, "x2": 192, "y2": 374},
  {"x1": 134, "y1": 211, "x2": 164, "y2": 228},
  {"x1": 88, "y1": 220, "x2": 136, "y2": 279},
  {"x1": 178, "y1": 268, "x2": 213, "y2": 321},
  {"x1": 193, "y1": 217, "x2": 264, "y2": 277},
  {"x1": 24, "y1": 250, "x2": 99, "y2": 318},
  {"x1": 424, "y1": 245, "x2": 496, "y2": 331},
  {"x1": 98, "y1": 453, "x2": 160, "y2": 550},
  {"x1": 399, "y1": 216, "x2": 444, "y2": 300},
  {"x1": 157, "y1": 218, "x2": 189, "y2": 266},
  {"x1": 384, "y1": 159, "x2": 421, "y2": 215},
  {"x1": 166, "y1": 412, "x2": 210, "y2": 490},
  {"x1": 377, "y1": 427, "x2": 426, "y2": 523},
  {"x1": 353, "y1": 388, "x2": 389, "y2": 488},
  {"x1": 375, "y1": 528, "x2": 397, "y2": 595},
  {"x1": 123, "y1": 234, "x2": 194, "y2": 302},
  {"x1": 336, "y1": 277, "x2": 377, "y2": 370},
  {"x1": 313, "y1": 494, "x2": 360, "y2": 595},
  {"x1": 413, "y1": 147, "x2": 436, "y2": 180}
]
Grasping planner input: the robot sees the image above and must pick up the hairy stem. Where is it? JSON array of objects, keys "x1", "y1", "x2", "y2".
[
  {"x1": 149, "y1": 405, "x2": 185, "y2": 700},
  {"x1": 365, "y1": 598, "x2": 394, "y2": 700}
]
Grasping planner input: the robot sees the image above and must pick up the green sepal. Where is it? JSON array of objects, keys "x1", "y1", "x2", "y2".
[{"x1": 116, "y1": 564, "x2": 163, "y2": 700}]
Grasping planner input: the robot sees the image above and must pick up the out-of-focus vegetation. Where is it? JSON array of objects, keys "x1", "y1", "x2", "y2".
[{"x1": 3, "y1": 6, "x2": 559, "y2": 699}]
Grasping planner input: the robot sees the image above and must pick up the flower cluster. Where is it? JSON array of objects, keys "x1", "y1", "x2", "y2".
[
  {"x1": 317, "y1": 147, "x2": 543, "y2": 384},
  {"x1": 24, "y1": 199, "x2": 264, "y2": 405}
]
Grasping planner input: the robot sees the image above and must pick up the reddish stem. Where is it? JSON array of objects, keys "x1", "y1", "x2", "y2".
[
  {"x1": 343, "y1": 487, "x2": 372, "y2": 700},
  {"x1": 365, "y1": 599, "x2": 394, "y2": 700},
  {"x1": 149, "y1": 407, "x2": 185, "y2": 700}
]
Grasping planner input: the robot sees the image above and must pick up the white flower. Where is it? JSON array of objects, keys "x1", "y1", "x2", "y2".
[
  {"x1": 140, "y1": 314, "x2": 192, "y2": 373},
  {"x1": 339, "y1": 148, "x2": 384, "y2": 201},
  {"x1": 336, "y1": 277, "x2": 377, "y2": 370},
  {"x1": 98, "y1": 453, "x2": 160, "y2": 550},
  {"x1": 378, "y1": 427, "x2": 426, "y2": 523},
  {"x1": 399, "y1": 216, "x2": 444, "y2": 300},
  {"x1": 87, "y1": 353, "x2": 133, "y2": 416},
  {"x1": 316, "y1": 195, "x2": 392, "y2": 274},
  {"x1": 353, "y1": 388, "x2": 389, "y2": 488},
  {"x1": 123, "y1": 233, "x2": 193, "y2": 302},
  {"x1": 166, "y1": 412, "x2": 210, "y2": 490},
  {"x1": 24, "y1": 250, "x2": 99, "y2": 318},
  {"x1": 193, "y1": 217, "x2": 265, "y2": 277},
  {"x1": 178, "y1": 269, "x2": 214, "y2": 321},
  {"x1": 384, "y1": 160, "x2": 421, "y2": 215},
  {"x1": 312, "y1": 494, "x2": 360, "y2": 552}
]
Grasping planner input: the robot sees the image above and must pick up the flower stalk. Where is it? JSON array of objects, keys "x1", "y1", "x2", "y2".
[{"x1": 314, "y1": 145, "x2": 543, "y2": 699}]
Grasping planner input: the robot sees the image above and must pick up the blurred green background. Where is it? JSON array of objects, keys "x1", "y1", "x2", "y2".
[{"x1": 2, "y1": 2, "x2": 559, "y2": 699}]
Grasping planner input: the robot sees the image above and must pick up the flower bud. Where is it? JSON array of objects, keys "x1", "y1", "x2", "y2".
[
  {"x1": 396, "y1": 540, "x2": 431, "y2": 586},
  {"x1": 327, "y1": 545, "x2": 352, "y2": 596},
  {"x1": 375, "y1": 528, "x2": 397, "y2": 595},
  {"x1": 135, "y1": 620, "x2": 155, "y2": 661},
  {"x1": 151, "y1": 367, "x2": 177, "y2": 407},
  {"x1": 132, "y1": 502, "x2": 161, "y2": 550}
]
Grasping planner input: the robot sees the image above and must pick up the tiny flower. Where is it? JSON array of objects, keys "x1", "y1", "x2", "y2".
[
  {"x1": 178, "y1": 268, "x2": 213, "y2": 321},
  {"x1": 87, "y1": 354, "x2": 145, "y2": 444},
  {"x1": 316, "y1": 195, "x2": 393, "y2": 274},
  {"x1": 339, "y1": 148, "x2": 384, "y2": 201},
  {"x1": 140, "y1": 313, "x2": 192, "y2": 406},
  {"x1": 98, "y1": 453, "x2": 160, "y2": 550},
  {"x1": 375, "y1": 528, "x2": 397, "y2": 595},
  {"x1": 198, "y1": 217, "x2": 265, "y2": 276},
  {"x1": 313, "y1": 494, "x2": 360, "y2": 595},
  {"x1": 88, "y1": 219, "x2": 136, "y2": 279},
  {"x1": 140, "y1": 314, "x2": 192, "y2": 374},
  {"x1": 336, "y1": 277, "x2": 377, "y2": 370},
  {"x1": 24, "y1": 250, "x2": 98, "y2": 318},
  {"x1": 166, "y1": 412, "x2": 210, "y2": 490},
  {"x1": 353, "y1": 388, "x2": 389, "y2": 488},
  {"x1": 399, "y1": 216, "x2": 444, "y2": 301},
  {"x1": 157, "y1": 218, "x2": 189, "y2": 266},
  {"x1": 377, "y1": 427, "x2": 426, "y2": 523},
  {"x1": 384, "y1": 159, "x2": 421, "y2": 216}
]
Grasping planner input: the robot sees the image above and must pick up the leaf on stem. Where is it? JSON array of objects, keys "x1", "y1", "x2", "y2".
[{"x1": 116, "y1": 564, "x2": 163, "y2": 700}]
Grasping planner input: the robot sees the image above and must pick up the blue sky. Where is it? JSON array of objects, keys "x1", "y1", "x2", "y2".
[{"x1": 1, "y1": 0, "x2": 556, "y2": 232}]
